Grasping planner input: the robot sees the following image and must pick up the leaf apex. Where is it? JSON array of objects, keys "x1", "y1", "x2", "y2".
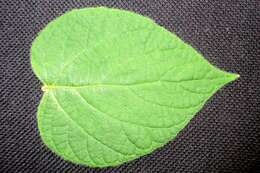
[
  {"x1": 221, "y1": 72, "x2": 240, "y2": 86},
  {"x1": 229, "y1": 73, "x2": 240, "y2": 81}
]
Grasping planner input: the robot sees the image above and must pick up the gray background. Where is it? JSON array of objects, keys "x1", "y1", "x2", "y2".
[{"x1": 0, "y1": 0, "x2": 259, "y2": 172}]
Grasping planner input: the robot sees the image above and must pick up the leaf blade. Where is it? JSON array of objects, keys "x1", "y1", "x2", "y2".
[{"x1": 32, "y1": 7, "x2": 239, "y2": 167}]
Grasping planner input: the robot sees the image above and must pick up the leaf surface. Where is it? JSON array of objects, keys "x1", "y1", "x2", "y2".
[{"x1": 31, "y1": 7, "x2": 239, "y2": 167}]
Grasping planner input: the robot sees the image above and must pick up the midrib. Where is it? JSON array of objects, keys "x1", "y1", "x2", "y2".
[
  {"x1": 41, "y1": 78, "x2": 203, "y2": 91},
  {"x1": 41, "y1": 81, "x2": 160, "y2": 91}
]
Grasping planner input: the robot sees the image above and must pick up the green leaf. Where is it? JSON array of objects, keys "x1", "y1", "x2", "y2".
[{"x1": 31, "y1": 7, "x2": 239, "y2": 167}]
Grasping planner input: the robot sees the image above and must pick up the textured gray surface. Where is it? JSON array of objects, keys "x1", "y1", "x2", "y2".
[{"x1": 0, "y1": 1, "x2": 259, "y2": 172}]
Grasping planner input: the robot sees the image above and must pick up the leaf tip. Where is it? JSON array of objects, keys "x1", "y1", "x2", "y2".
[
  {"x1": 235, "y1": 73, "x2": 240, "y2": 79},
  {"x1": 224, "y1": 72, "x2": 240, "y2": 84},
  {"x1": 230, "y1": 73, "x2": 240, "y2": 80}
]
